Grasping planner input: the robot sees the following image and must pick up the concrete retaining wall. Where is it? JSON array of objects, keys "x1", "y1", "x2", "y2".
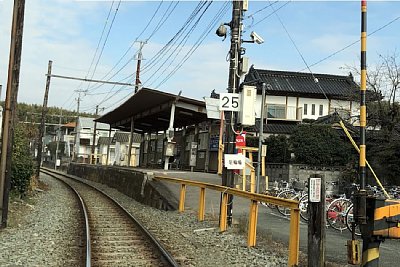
[{"x1": 68, "y1": 163, "x2": 178, "y2": 211}]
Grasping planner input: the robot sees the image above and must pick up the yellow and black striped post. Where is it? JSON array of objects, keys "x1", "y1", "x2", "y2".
[
  {"x1": 357, "y1": 1, "x2": 382, "y2": 266},
  {"x1": 361, "y1": 237, "x2": 380, "y2": 267},
  {"x1": 356, "y1": 0, "x2": 368, "y2": 226}
]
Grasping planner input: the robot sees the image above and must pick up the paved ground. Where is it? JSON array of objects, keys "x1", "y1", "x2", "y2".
[{"x1": 139, "y1": 168, "x2": 400, "y2": 266}]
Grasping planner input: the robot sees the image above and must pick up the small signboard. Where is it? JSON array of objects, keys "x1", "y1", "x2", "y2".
[
  {"x1": 309, "y1": 177, "x2": 322, "y2": 202},
  {"x1": 224, "y1": 154, "x2": 245, "y2": 169},
  {"x1": 261, "y1": 145, "x2": 267, "y2": 157},
  {"x1": 219, "y1": 93, "x2": 240, "y2": 111},
  {"x1": 209, "y1": 136, "x2": 219, "y2": 151},
  {"x1": 235, "y1": 135, "x2": 246, "y2": 148},
  {"x1": 189, "y1": 142, "x2": 197, "y2": 167}
]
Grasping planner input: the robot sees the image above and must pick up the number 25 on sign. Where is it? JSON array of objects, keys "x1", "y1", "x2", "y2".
[{"x1": 219, "y1": 93, "x2": 240, "y2": 111}]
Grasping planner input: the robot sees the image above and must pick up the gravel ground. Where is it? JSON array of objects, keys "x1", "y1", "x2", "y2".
[
  {"x1": 0, "y1": 173, "x2": 292, "y2": 266},
  {"x1": 0, "y1": 175, "x2": 83, "y2": 267}
]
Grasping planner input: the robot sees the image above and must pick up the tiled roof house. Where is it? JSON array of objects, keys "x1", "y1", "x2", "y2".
[{"x1": 242, "y1": 67, "x2": 362, "y2": 135}]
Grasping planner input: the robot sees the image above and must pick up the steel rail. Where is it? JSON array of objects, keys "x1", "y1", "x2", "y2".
[
  {"x1": 41, "y1": 168, "x2": 179, "y2": 267},
  {"x1": 40, "y1": 170, "x2": 91, "y2": 267}
]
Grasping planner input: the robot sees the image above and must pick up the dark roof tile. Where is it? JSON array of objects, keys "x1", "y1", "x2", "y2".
[{"x1": 244, "y1": 67, "x2": 359, "y2": 99}]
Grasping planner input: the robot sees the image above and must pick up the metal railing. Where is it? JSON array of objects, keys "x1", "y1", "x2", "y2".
[{"x1": 153, "y1": 175, "x2": 300, "y2": 267}]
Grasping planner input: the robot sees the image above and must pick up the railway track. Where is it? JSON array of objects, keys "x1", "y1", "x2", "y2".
[{"x1": 40, "y1": 168, "x2": 179, "y2": 267}]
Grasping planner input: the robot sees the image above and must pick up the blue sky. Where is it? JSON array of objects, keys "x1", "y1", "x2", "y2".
[{"x1": 0, "y1": 0, "x2": 399, "y2": 116}]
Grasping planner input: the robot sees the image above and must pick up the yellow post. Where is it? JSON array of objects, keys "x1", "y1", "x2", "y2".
[
  {"x1": 217, "y1": 111, "x2": 224, "y2": 175},
  {"x1": 247, "y1": 200, "x2": 259, "y2": 247},
  {"x1": 250, "y1": 168, "x2": 256, "y2": 193},
  {"x1": 179, "y1": 184, "x2": 186, "y2": 212},
  {"x1": 265, "y1": 175, "x2": 269, "y2": 192},
  {"x1": 242, "y1": 149, "x2": 247, "y2": 191},
  {"x1": 219, "y1": 193, "x2": 228, "y2": 232},
  {"x1": 261, "y1": 156, "x2": 265, "y2": 176},
  {"x1": 198, "y1": 187, "x2": 206, "y2": 221},
  {"x1": 288, "y1": 208, "x2": 300, "y2": 267}
]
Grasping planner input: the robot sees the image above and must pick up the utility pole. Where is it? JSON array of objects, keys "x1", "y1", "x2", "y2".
[
  {"x1": 54, "y1": 110, "x2": 62, "y2": 170},
  {"x1": 1, "y1": 0, "x2": 26, "y2": 228},
  {"x1": 73, "y1": 92, "x2": 82, "y2": 161},
  {"x1": 36, "y1": 60, "x2": 52, "y2": 178},
  {"x1": 256, "y1": 83, "x2": 266, "y2": 193},
  {"x1": 135, "y1": 41, "x2": 146, "y2": 93},
  {"x1": 90, "y1": 105, "x2": 99, "y2": 164},
  {"x1": 221, "y1": 0, "x2": 243, "y2": 226}
]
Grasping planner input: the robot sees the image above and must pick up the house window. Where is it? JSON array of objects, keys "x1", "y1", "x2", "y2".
[
  {"x1": 304, "y1": 104, "x2": 308, "y2": 115},
  {"x1": 319, "y1": 105, "x2": 323, "y2": 116},
  {"x1": 311, "y1": 104, "x2": 315, "y2": 115},
  {"x1": 267, "y1": 105, "x2": 286, "y2": 119}
]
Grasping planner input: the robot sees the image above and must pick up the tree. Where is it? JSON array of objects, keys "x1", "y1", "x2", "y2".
[
  {"x1": 11, "y1": 124, "x2": 34, "y2": 195},
  {"x1": 264, "y1": 135, "x2": 290, "y2": 163},
  {"x1": 345, "y1": 51, "x2": 400, "y2": 131},
  {"x1": 345, "y1": 52, "x2": 400, "y2": 184},
  {"x1": 289, "y1": 124, "x2": 355, "y2": 166}
]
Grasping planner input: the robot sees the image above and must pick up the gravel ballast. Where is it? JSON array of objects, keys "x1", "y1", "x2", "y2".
[{"x1": 0, "y1": 173, "x2": 289, "y2": 266}]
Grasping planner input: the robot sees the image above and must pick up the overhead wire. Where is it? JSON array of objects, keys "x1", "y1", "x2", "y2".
[
  {"x1": 85, "y1": 1, "x2": 115, "y2": 82},
  {"x1": 269, "y1": 0, "x2": 329, "y2": 100},
  {"x1": 90, "y1": 0, "x2": 207, "y2": 112},
  {"x1": 154, "y1": 1, "x2": 230, "y2": 88},
  {"x1": 299, "y1": 14, "x2": 400, "y2": 72},
  {"x1": 84, "y1": 1, "x2": 178, "y2": 94},
  {"x1": 86, "y1": 0, "x2": 198, "y2": 111},
  {"x1": 145, "y1": 1, "x2": 214, "y2": 86},
  {"x1": 249, "y1": 1, "x2": 291, "y2": 29},
  {"x1": 81, "y1": 1, "x2": 189, "y2": 111},
  {"x1": 87, "y1": 0, "x2": 122, "y2": 84},
  {"x1": 60, "y1": 1, "x2": 115, "y2": 111},
  {"x1": 140, "y1": 1, "x2": 208, "y2": 75}
]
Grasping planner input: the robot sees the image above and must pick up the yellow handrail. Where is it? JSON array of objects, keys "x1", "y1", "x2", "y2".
[{"x1": 153, "y1": 174, "x2": 300, "y2": 267}]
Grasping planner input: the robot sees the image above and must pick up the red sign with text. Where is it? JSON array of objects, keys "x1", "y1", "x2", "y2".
[{"x1": 235, "y1": 135, "x2": 246, "y2": 148}]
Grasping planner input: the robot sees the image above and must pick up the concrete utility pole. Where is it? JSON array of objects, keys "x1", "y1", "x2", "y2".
[
  {"x1": 36, "y1": 60, "x2": 52, "y2": 178},
  {"x1": 1, "y1": 0, "x2": 26, "y2": 228},
  {"x1": 54, "y1": 110, "x2": 62, "y2": 170},
  {"x1": 221, "y1": 0, "x2": 243, "y2": 226},
  {"x1": 135, "y1": 41, "x2": 146, "y2": 93},
  {"x1": 73, "y1": 92, "x2": 82, "y2": 161},
  {"x1": 91, "y1": 105, "x2": 99, "y2": 164},
  {"x1": 256, "y1": 83, "x2": 266, "y2": 193}
]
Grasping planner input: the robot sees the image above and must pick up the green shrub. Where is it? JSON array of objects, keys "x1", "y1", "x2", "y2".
[{"x1": 11, "y1": 124, "x2": 34, "y2": 195}]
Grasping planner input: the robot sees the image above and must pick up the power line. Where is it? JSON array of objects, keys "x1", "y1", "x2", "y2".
[
  {"x1": 88, "y1": 0, "x2": 122, "y2": 83},
  {"x1": 84, "y1": 1, "x2": 178, "y2": 94},
  {"x1": 245, "y1": 1, "x2": 279, "y2": 19},
  {"x1": 154, "y1": 1, "x2": 230, "y2": 88},
  {"x1": 145, "y1": 1, "x2": 214, "y2": 86},
  {"x1": 249, "y1": 1, "x2": 291, "y2": 29},
  {"x1": 85, "y1": 1, "x2": 115, "y2": 81},
  {"x1": 300, "y1": 14, "x2": 400, "y2": 71},
  {"x1": 140, "y1": 1, "x2": 208, "y2": 75},
  {"x1": 270, "y1": 1, "x2": 329, "y2": 100}
]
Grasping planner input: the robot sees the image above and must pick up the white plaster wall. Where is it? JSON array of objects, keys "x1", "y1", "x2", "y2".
[
  {"x1": 253, "y1": 93, "x2": 358, "y2": 121},
  {"x1": 298, "y1": 97, "x2": 329, "y2": 120}
]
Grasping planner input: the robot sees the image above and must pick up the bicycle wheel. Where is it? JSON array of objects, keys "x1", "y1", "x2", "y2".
[
  {"x1": 345, "y1": 204, "x2": 362, "y2": 236},
  {"x1": 260, "y1": 190, "x2": 278, "y2": 209},
  {"x1": 276, "y1": 190, "x2": 297, "y2": 216},
  {"x1": 326, "y1": 198, "x2": 352, "y2": 231},
  {"x1": 299, "y1": 194, "x2": 308, "y2": 222}
]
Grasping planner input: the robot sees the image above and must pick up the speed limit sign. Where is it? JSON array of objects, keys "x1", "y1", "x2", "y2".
[{"x1": 219, "y1": 93, "x2": 240, "y2": 111}]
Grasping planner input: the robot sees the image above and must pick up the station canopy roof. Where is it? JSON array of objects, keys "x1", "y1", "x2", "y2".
[{"x1": 95, "y1": 88, "x2": 207, "y2": 133}]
